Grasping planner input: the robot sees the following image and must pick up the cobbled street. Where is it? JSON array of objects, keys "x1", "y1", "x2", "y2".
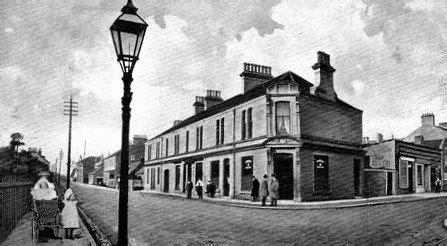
[{"x1": 72, "y1": 183, "x2": 447, "y2": 245}]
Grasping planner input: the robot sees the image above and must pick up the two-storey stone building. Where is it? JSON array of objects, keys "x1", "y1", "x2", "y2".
[{"x1": 143, "y1": 52, "x2": 364, "y2": 201}]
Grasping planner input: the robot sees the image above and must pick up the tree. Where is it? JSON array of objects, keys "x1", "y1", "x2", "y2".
[{"x1": 10, "y1": 132, "x2": 25, "y2": 152}]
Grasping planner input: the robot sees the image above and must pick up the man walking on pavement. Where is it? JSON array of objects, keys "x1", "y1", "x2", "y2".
[
  {"x1": 269, "y1": 173, "x2": 279, "y2": 207},
  {"x1": 251, "y1": 175, "x2": 260, "y2": 202},
  {"x1": 260, "y1": 174, "x2": 269, "y2": 206}
]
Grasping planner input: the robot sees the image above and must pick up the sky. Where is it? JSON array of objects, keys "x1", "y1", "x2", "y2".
[{"x1": 1, "y1": 0, "x2": 446, "y2": 174}]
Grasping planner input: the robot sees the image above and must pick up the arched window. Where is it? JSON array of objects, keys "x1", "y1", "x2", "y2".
[{"x1": 275, "y1": 101, "x2": 290, "y2": 134}]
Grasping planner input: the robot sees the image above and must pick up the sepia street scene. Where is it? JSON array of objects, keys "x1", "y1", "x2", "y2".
[{"x1": 1, "y1": 0, "x2": 446, "y2": 245}]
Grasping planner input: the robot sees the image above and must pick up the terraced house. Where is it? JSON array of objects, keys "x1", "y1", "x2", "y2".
[{"x1": 143, "y1": 52, "x2": 364, "y2": 201}]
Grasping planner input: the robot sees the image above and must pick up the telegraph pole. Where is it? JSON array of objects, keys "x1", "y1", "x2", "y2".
[
  {"x1": 58, "y1": 149, "x2": 63, "y2": 186},
  {"x1": 64, "y1": 95, "x2": 78, "y2": 188}
]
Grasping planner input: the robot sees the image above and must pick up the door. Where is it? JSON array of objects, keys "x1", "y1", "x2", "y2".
[
  {"x1": 211, "y1": 161, "x2": 220, "y2": 187},
  {"x1": 416, "y1": 164, "x2": 424, "y2": 193},
  {"x1": 163, "y1": 169, "x2": 169, "y2": 193},
  {"x1": 386, "y1": 172, "x2": 393, "y2": 195},
  {"x1": 223, "y1": 159, "x2": 230, "y2": 196},
  {"x1": 273, "y1": 153, "x2": 294, "y2": 200},
  {"x1": 353, "y1": 159, "x2": 360, "y2": 196},
  {"x1": 408, "y1": 166, "x2": 414, "y2": 193},
  {"x1": 195, "y1": 162, "x2": 203, "y2": 182}
]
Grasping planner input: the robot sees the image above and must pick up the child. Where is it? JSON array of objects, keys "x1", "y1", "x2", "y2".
[{"x1": 61, "y1": 188, "x2": 79, "y2": 239}]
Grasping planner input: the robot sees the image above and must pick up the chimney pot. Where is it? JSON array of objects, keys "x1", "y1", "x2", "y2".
[
  {"x1": 421, "y1": 113, "x2": 435, "y2": 126},
  {"x1": 193, "y1": 96, "x2": 205, "y2": 114},
  {"x1": 240, "y1": 62, "x2": 272, "y2": 92},
  {"x1": 377, "y1": 133, "x2": 383, "y2": 143}
]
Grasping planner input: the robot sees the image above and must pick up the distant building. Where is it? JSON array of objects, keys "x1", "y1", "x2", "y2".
[
  {"x1": 403, "y1": 113, "x2": 447, "y2": 187},
  {"x1": 363, "y1": 139, "x2": 441, "y2": 197},
  {"x1": 76, "y1": 156, "x2": 101, "y2": 184},
  {"x1": 88, "y1": 157, "x2": 104, "y2": 185},
  {"x1": 143, "y1": 52, "x2": 365, "y2": 202},
  {"x1": 103, "y1": 135, "x2": 147, "y2": 188}
]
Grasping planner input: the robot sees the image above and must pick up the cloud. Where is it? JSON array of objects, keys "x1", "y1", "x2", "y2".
[{"x1": 4, "y1": 27, "x2": 13, "y2": 33}]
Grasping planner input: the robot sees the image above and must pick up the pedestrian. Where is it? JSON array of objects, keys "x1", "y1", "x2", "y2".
[
  {"x1": 251, "y1": 175, "x2": 260, "y2": 202},
  {"x1": 61, "y1": 188, "x2": 79, "y2": 240},
  {"x1": 186, "y1": 180, "x2": 193, "y2": 199},
  {"x1": 435, "y1": 177, "x2": 442, "y2": 193},
  {"x1": 260, "y1": 174, "x2": 269, "y2": 206},
  {"x1": 206, "y1": 180, "x2": 212, "y2": 197},
  {"x1": 269, "y1": 173, "x2": 279, "y2": 207},
  {"x1": 196, "y1": 178, "x2": 204, "y2": 199},
  {"x1": 209, "y1": 181, "x2": 216, "y2": 198}
]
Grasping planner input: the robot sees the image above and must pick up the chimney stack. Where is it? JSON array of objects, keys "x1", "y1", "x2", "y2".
[
  {"x1": 414, "y1": 135, "x2": 424, "y2": 145},
  {"x1": 312, "y1": 51, "x2": 337, "y2": 101},
  {"x1": 204, "y1": 90, "x2": 223, "y2": 109},
  {"x1": 133, "y1": 135, "x2": 147, "y2": 146},
  {"x1": 421, "y1": 113, "x2": 435, "y2": 126},
  {"x1": 377, "y1": 133, "x2": 383, "y2": 143},
  {"x1": 173, "y1": 120, "x2": 182, "y2": 126},
  {"x1": 193, "y1": 96, "x2": 205, "y2": 114},
  {"x1": 240, "y1": 63, "x2": 273, "y2": 92}
]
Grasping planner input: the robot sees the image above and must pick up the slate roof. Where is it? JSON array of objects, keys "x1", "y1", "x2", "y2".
[{"x1": 151, "y1": 71, "x2": 362, "y2": 140}]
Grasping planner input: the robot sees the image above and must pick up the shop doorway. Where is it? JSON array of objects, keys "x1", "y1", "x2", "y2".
[
  {"x1": 223, "y1": 159, "x2": 230, "y2": 196},
  {"x1": 273, "y1": 153, "x2": 294, "y2": 200},
  {"x1": 386, "y1": 172, "x2": 393, "y2": 195},
  {"x1": 163, "y1": 169, "x2": 169, "y2": 193}
]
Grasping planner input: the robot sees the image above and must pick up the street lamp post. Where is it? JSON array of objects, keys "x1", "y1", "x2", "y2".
[{"x1": 110, "y1": 0, "x2": 148, "y2": 245}]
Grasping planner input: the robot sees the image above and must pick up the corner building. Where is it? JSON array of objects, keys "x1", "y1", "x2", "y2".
[{"x1": 143, "y1": 52, "x2": 364, "y2": 201}]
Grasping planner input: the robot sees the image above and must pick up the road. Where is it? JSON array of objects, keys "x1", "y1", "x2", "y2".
[{"x1": 72, "y1": 183, "x2": 447, "y2": 245}]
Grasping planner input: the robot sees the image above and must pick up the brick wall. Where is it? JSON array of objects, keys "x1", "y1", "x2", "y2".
[
  {"x1": 299, "y1": 148, "x2": 362, "y2": 201},
  {"x1": 363, "y1": 171, "x2": 387, "y2": 197},
  {"x1": 299, "y1": 95, "x2": 362, "y2": 144}
]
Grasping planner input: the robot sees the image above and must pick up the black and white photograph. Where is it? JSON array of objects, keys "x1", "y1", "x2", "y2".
[{"x1": 1, "y1": 0, "x2": 446, "y2": 245}]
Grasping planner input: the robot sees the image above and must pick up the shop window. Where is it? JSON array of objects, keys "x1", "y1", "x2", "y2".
[
  {"x1": 195, "y1": 162, "x2": 203, "y2": 182},
  {"x1": 175, "y1": 165, "x2": 181, "y2": 190},
  {"x1": 417, "y1": 165, "x2": 423, "y2": 186},
  {"x1": 211, "y1": 161, "x2": 220, "y2": 187},
  {"x1": 150, "y1": 168, "x2": 155, "y2": 190},
  {"x1": 146, "y1": 169, "x2": 150, "y2": 184},
  {"x1": 314, "y1": 155, "x2": 329, "y2": 191},
  {"x1": 399, "y1": 158, "x2": 409, "y2": 188},
  {"x1": 276, "y1": 101, "x2": 290, "y2": 134},
  {"x1": 241, "y1": 156, "x2": 253, "y2": 191}
]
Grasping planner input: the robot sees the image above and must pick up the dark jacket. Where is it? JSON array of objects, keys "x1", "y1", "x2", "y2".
[{"x1": 251, "y1": 179, "x2": 260, "y2": 197}]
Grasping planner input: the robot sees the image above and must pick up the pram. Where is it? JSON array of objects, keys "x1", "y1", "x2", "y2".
[{"x1": 30, "y1": 199, "x2": 62, "y2": 242}]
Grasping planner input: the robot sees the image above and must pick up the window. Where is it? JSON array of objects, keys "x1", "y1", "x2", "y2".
[
  {"x1": 165, "y1": 138, "x2": 169, "y2": 156},
  {"x1": 174, "y1": 134, "x2": 180, "y2": 155},
  {"x1": 247, "y1": 108, "x2": 252, "y2": 139},
  {"x1": 216, "y1": 119, "x2": 220, "y2": 146},
  {"x1": 242, "y1": 110, "x2": 246, "y2": 140},
  {"x1": 185, "y1": 131, "x2": 189, "y2": 153},
  {"x1": 110, "y1": 172, "x2": 115, "y2": 179},
  {"x1": 196, "y1": 127, "x2": 203, "y2": 150},
  {"x1": 157, "y1": 166, "x2": 160, "y2": 184},
  {"x1": 276, "y1": 102, "x2": 291, "y2": 134},
  {"x1": 220, "y1": 118, "x2": 225, "y2": 144},
  {"x1": 175, "y1": 165, "x2": 181, "y2": 190},
  {"x1": 216, "y1": 118, "x2": 225, "y2": 145},
  {"x1": 241, "y1": 156, "x2": 253, "y2": 191},
  {"x1": 147, "y1": 145, "x2": 152, "y2": 161},
  {"x1": 146, "y1": 169, "x2": 150, "y2": 184},
  {"x1": 156, "y1": 142, "x2": 160, "y2": 159},
  {"x1": 314, "y1": 155, "x2": 329, "y2": 191}
]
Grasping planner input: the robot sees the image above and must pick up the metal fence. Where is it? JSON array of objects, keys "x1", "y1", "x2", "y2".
[{"x1": 0, "y1": 181, "x2": 34, "y2": 242}]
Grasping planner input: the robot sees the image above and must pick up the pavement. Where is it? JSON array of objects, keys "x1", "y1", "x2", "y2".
[
  {"x1": 1, "y1": 212, "x2": 95, "y2": 246},
  {"x1": 138, "y1": 188, "x2": 447, "y2": 209},
  {"x1": 71, "y1": 182, "x2": 447, "y2": 245}
]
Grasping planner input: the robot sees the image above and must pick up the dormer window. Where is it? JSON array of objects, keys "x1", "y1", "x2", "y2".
[{"x1": 275, "y1": 101, "x2": 290, "y2": 134}]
